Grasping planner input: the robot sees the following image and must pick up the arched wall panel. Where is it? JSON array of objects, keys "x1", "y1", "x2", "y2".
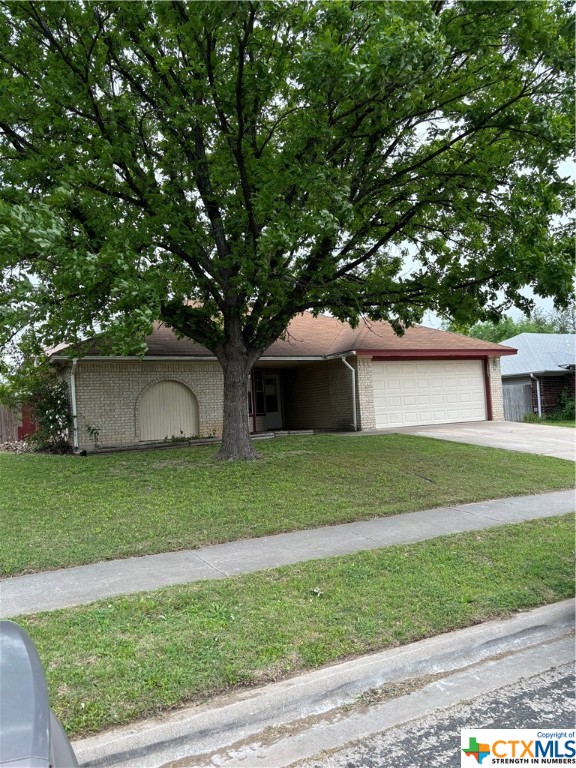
[{"x1": 138, "y1": 380, "x2": 199, "y2": 441}]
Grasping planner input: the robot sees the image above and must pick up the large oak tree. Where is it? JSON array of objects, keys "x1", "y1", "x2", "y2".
[{"x1": 0, "y1": 1, "x2": 573, "y2": 458}]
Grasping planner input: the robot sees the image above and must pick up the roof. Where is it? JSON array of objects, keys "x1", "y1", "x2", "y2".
[
  {"x1": 54, "y1": 312, "x2": 515, "y2": 361},
  {"x1": 500, "y1": 333, "x2": 576, "y2": 377},
  {"x1": 263, "y1": 312, "x2": 513, "y2": 358}
]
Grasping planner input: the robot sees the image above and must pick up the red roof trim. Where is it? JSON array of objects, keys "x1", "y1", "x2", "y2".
[{"x1": 363, "y1": 348, "x2": 516, "y2": 360}]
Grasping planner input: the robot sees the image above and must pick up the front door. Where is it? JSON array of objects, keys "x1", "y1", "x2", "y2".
[{"x1": 264, "y1": 374, "x2": 283, "y2": 430}]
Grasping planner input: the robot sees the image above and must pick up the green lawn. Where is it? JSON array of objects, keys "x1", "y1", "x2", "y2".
[
  {"x1": 523, "y1": 417, "x2": 575, "y2": 428},
  {"x1": 1, "y1": 434, "x2": 574, "y2": 576},
  {"x1": 21, "y1": 514, "x2": 575, "y2": 738}
]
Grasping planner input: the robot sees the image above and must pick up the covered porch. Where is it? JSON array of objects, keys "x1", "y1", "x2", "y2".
[{"x1": 248, "y1": 358, "x2": 359, "y2": 434}]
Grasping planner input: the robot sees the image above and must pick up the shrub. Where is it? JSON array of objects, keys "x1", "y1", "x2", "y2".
[
  {"x1": 0, "y1": 358, "x2": 71, "y2": 452},
  {"x1": 549, "y1": 390, "x2": 576, "y2": 422},
  {"x1": 522, "y1": 411, "x2": 541, "y2": 424},
  {"x1": 521, "y1": 388, "x2": 575, "y2": 425}
]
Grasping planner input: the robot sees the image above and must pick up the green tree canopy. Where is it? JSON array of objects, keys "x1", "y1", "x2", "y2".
[
  {"x1": 445, "y1": 307, "x2": 576, "y2": 342},
  {"x1": 0, "y1": 1, "x2": 573, "y2": 457}
]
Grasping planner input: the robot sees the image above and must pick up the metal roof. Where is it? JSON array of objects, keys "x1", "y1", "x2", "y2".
[{"x1": 500, "y1": 333, "x2": 576, "y2": 377}]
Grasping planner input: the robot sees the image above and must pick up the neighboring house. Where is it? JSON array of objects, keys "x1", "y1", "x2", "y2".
[
  {"x1": 0, "y1": 404, "x2": 36, "y2": 443},
  {"x1": 500, "y1": 333, "x2": 576, "y2": 421},
  {"x1": 50, "y1": 312, "x2": 515, "y2": 450}
]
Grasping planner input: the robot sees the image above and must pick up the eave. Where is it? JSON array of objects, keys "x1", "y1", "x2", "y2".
[
  {"x1": 51, "y1": 355, "x2": 218, "y2": 362},
  {"x1": 355, "y1": 348, "x2": 517, "y2": 360}
]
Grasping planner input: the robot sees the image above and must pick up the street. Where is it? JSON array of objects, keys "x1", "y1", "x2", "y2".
[{"x1": 295, "y1": 664, "x2": 575, "y2": 768}]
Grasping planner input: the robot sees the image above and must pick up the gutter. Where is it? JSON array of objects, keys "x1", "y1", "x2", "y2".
[
  {"x1": 70, "y1": 358, "x2": 79, "y2": 450},
  {"x1": 51, "y1": 355, "x2": 219, "y2": 362},
  {"x1": 530, "y1": 373, "x2": 542, "y2": 417},
  {"x1": 51, "y1": 354, "x2": 331, "y2": 363}
]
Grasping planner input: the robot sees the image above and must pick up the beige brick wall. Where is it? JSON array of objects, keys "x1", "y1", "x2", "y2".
[
  {"x1": 356, "y1": 356, "x2": 376, "y2": 430},
  {"x1": 487, "y1": 356, "x2": 505, "y2": 421},
  {"x1": 68, "y1": 360, "x2": 224, "y2": 449}
]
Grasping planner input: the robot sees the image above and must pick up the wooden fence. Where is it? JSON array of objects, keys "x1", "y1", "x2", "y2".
[
  {"x1": 503, "y1": 383, "x2": 533, "y2": 422},
  {"x1": 0, "y1": 406, "x2": 20, "y2": 442}
]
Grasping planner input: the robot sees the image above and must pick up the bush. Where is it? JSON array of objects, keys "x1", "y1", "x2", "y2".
[
  {"x1": 27, "y1": 377, "x2": 71, "y2": 452},
  {"x1": 521, "y1": 388, "x2": 575, "y2": 425},
  {"x1": 549, "y1": 390, "x2": 576, "y2": 422},
  {"x1": 522, "y1": 411, "x2": 541, "y2": 424},
  {"x1": 0, "y1": 359, "x2": 71, "y2": 452}
]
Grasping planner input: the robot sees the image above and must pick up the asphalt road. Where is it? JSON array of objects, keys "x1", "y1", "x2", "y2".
[{"x1": 295, "y1": 664, "x2": 576, "y2": 768}]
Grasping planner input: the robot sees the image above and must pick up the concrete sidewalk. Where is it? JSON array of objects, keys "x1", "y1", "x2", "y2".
[{"x1": 1, "y1": 490, "x2": 574, "y2": 618}]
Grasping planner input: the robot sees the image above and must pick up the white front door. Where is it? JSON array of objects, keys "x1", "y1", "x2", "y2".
[{"x1": 264, "y1": 374, "x2": 283, "y2": 430}]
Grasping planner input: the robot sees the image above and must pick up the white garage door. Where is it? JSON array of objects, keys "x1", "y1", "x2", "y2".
[{"x1": 372, "y1": 360, "x2": 486, "y2": 428}]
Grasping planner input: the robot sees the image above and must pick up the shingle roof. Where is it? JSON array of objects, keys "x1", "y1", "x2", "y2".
[
  {"x1": 263, "y1": 312, "x2": 512, "y2": 357},
  {"x1": 52, "y1": 312, "x2": 515, "y2": 360},
  {"x1": 500, "y1": 333, "x2": 576, "y2": 377},
  {"x1": 142, "y1": 323, "x2": 212, "y2": 356}
]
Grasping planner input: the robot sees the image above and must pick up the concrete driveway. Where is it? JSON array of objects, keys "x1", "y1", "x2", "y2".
[{"x1": 378, "y1": 421, "x2": 575, "y2": 461}]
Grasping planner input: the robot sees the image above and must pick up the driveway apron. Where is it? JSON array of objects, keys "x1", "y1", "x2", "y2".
[{"x1": 365, "y1": 421, "x2": 575, "y2": 461}]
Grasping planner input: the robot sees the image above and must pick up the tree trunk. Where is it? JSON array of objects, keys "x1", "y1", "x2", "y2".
[{"x1": 215, "y1": 324, "x2": 261, "y2": 460}]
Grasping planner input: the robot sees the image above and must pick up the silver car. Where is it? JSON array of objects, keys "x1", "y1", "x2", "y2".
[{"x1": 0, "y1": 620, "x2": 79, "y2": 767}]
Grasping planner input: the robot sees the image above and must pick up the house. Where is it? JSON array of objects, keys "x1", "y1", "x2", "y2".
[
  {"x1": 500, "y1": 333, "x2": 576, "y2": 421},
  {"x1": 50, "y1": 312, "x2": 515, "y2": 450}
]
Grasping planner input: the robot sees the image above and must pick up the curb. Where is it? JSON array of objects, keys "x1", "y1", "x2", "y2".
[{"x1": 72, "y1": 600, "x2": 575, "y2": 768}]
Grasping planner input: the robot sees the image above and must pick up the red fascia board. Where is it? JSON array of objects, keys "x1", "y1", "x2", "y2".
[{"x1": 357, "y1": 348, "x2": 517, "y2": 360}]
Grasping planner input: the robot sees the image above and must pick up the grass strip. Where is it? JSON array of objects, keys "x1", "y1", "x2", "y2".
[
  {"x1": 20, "y1": 514, "x2": 575, "y2": 738},
  {"x1": 2, "y1": 435, "x2": 574, "y2": 575}
]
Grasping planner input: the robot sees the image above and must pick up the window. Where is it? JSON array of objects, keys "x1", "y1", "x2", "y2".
[
  {"x1": 264, "y1": 376, "x2": 278, "y2": 413},
  {"x1": 253, "y1": 370, "x2": 265, "y2": 415}
]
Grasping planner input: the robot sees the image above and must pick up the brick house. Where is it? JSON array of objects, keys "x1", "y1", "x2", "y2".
[
  {"x1": 500, "y1": 333, "x2": 576, "y2": 421},
  {"x1": 51, "y1": 312, "x2": 515, "y2": 450}
]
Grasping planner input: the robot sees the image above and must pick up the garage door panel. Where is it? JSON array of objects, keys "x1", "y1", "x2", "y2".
[
  {"x1": 460, "y1": 391, "x2": 483, "y2": 404},
  {"x1": 372, "y1": 360, "x2": 486, "y2": 428}
]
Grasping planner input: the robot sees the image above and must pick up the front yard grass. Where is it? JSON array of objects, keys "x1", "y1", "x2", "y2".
[
  {"x1": 523, "y1": 417, "x2": 575, "y2": 428},
  {"x1": 1, "y1": 434, "x2": 574, "y2": 576},
  {"x1": 21, "y1": 514, "x2": 575, "y2": 738}
]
